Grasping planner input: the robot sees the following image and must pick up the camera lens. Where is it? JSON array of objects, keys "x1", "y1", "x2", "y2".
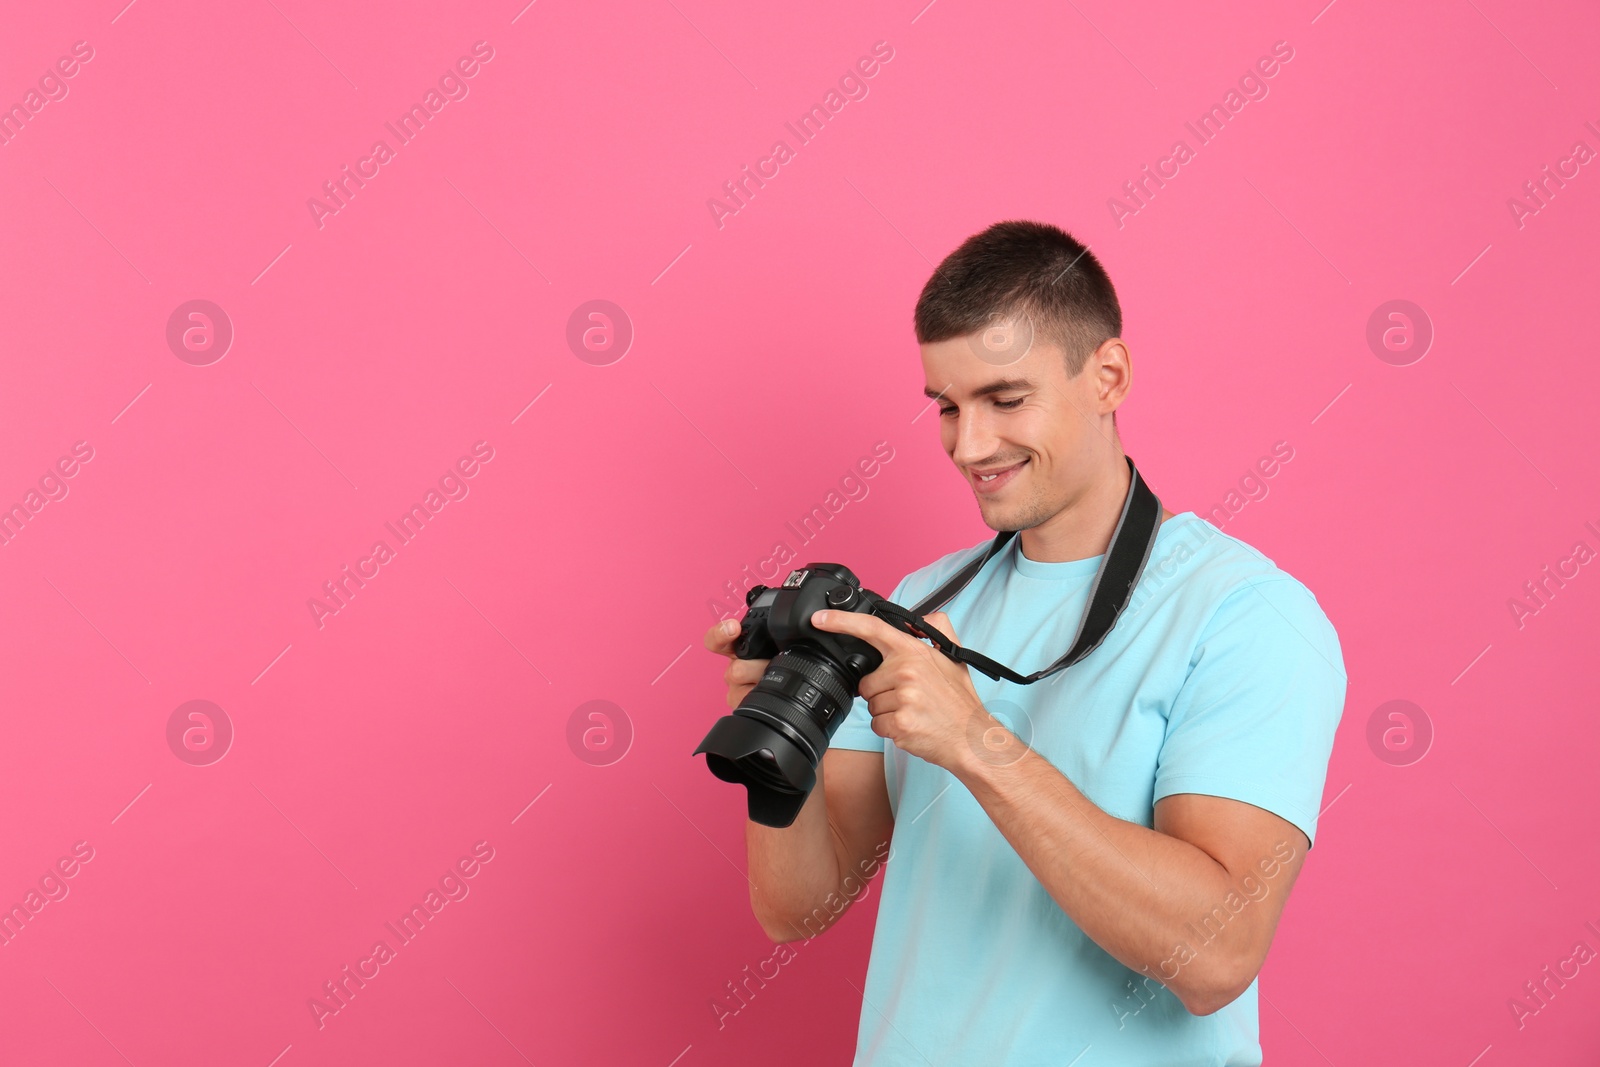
[{"x1": 693, "y1": 645, "x2": 863, "y2": 827}]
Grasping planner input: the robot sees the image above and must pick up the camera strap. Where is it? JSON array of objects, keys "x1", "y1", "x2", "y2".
[{"x1": 872, "y1": 456, "x2": 1162, "y2": 686}]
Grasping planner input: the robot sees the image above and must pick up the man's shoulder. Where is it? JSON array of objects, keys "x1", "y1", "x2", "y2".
[
  {"x1": 1160, "y1": 513, "x2": 1320, "y2": 595},
  {"x1": 1148, "y1": 513, "x2": 1341, "y2": 658}
]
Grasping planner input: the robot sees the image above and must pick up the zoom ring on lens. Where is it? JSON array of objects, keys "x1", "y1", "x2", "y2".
[
  {"x1": 733, "y1": 647, "x2": 859, "y2": 762},
  {"x1": 769, "y1": 649, "x2": 856, "y2": 712}
]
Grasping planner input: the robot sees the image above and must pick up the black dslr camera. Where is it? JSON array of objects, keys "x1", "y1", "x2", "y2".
[{"x1": 694, "y1": 563, "x2": 892, "y2": 828}]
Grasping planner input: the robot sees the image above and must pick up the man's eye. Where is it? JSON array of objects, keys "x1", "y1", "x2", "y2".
[
  {"x1": 938, "y1": 407, "x2": 957, "y2": 417},
  {"x1": 994, "y1": 397, "x2": 1024, "y2": 410}
]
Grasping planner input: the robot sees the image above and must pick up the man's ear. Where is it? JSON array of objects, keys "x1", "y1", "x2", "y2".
[{"x1": 1092, "y1": 337, "x2": 1132, "y2": 416}]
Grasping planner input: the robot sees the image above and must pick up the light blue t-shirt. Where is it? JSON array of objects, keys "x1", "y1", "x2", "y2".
[{"x1": 830, "y1": 511, "x2": 1346, "y2": 1067}]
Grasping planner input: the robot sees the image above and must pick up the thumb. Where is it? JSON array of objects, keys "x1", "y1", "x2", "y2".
[{"x1": 923, "y1": 611, "x2": 960, "y2": 646}]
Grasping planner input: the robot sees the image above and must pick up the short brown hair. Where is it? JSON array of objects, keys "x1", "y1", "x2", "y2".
[{"x1": 914, "y1": 220, "x2": 1122, "y2": 375}]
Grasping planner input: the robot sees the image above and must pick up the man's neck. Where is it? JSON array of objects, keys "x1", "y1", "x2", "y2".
[{"x1": 1016, "y1": 454, "x2": 1172, "y2": 563}]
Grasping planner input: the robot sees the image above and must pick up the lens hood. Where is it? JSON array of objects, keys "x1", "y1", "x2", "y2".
[{"x1": 693, "y1": 714, "x2": 817, "y2": 827}]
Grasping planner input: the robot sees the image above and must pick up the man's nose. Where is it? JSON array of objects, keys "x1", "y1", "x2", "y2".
[{"x1": 949, "y1": 410, "x2": 997, "y2": 467}]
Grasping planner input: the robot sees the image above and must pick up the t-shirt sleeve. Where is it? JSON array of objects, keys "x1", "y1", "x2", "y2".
[
  {"x1": 829, "y1": 574, "x2": 914, "y2": 753},
  {"x1": 1152, "y1": 577, "x2": 1347, "y2": 847}
]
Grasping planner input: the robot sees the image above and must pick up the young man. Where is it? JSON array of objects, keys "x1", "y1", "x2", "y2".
[{"x1": 703, "y1": 220, "x2": 1345, "y2": 1065}]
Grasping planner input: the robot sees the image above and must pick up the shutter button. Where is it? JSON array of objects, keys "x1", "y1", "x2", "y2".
[{"x1": 826, "y1": 586, "x2": 858, "y2": 609}]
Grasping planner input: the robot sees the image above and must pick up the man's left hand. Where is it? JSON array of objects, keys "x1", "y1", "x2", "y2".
[{"x1": 810, "y1": 608, "x2": 994, "y2": 770}]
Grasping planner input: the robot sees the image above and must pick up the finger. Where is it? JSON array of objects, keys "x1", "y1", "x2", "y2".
[
  {"x1": 856, "y1": 670, "x2": 892, "y2": 702},
  {"x1": 724, "y1": 658, "x2": 767, "y2": 687},
  {"x1": 703, "y1": 618, "x2": 740, "y2": 658},
  {"x1": 864, "y1": 691, "x2": 902, "y2": 717},
  {"x1": 856, "y1": 660, "x2": 908, "y2": 702},
  {"x1": 809, "y1": 609, "x2": 921, "y2": 656}
]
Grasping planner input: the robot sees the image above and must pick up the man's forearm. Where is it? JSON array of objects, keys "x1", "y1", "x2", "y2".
[
  {"x1": 743, "y1": 763, "x2": 845, "y2": 941},
  {"x1": 948, "y1": 729, "x2": 1277, "y2": 1013}
]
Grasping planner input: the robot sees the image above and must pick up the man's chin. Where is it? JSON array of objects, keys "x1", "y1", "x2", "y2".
[{"x1": 975, "y1": 498, "x2": 1031, "y2": 533}]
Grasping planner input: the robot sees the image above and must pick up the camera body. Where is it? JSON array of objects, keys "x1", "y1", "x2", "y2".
[
  {"x1": 695, "y1": 563, "x2": 889, "y2": 827},
  {"x1": 734, "y1": 563, "x2": 885, "y2": 672}
]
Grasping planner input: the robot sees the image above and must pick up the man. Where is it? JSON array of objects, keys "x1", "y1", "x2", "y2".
[{"x1": 703, "y1": 220, "x2": 1345, "y2": 1065}]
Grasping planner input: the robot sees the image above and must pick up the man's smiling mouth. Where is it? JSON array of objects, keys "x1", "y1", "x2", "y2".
[{"x1": 969, "y1": 459, "x2": 1027, "y2": 492}]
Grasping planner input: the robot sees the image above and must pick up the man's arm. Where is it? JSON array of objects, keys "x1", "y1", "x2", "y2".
[
  {"x1": 950, "y1": 741, "x2": 1307, "y2": 1015},
  {"x1": 745, "y1": 748, "x2": 894, "y2": 942},
  {"x1": 704, "y1": 619, "x2": 895, "y2": 943},
  {"x1": 810, "y1": 605, "x2": 1324, "y2": 1017}
]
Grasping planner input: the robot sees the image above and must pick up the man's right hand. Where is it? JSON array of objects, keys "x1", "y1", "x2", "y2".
[{"x1": 704, "y1": 618, "x2": 769, "y2": 708}]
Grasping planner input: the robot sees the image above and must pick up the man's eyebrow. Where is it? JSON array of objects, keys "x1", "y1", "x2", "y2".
[{"x1": 922, "y1": 378, "x2": 1034, "y2": 401}]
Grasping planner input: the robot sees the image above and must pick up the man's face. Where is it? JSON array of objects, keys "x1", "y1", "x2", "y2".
[{"x1": 920, "y1": 324, "x2": 1115, "y2": 533}]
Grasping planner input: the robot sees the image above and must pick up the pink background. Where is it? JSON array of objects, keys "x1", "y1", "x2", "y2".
[{"x1": 2, "y1": 0, "x2": 1598, "y2": 1063}]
